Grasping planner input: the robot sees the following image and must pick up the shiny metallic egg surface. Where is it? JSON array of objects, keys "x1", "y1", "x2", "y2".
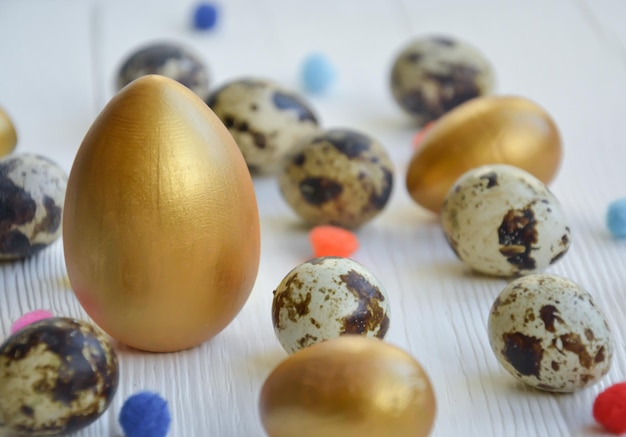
[
  {"x1": 63, "y1": 75, "x2": 260, "y2": 352},
  {"x1": 0, "y1": 318, "x2": 119, "y2": 436},
  {"x1": 260, "y1": 336, "x2": 436, "y2": 437},
  {"x1": 0, "y1": 107, "x2": 18, "y2": 156},
  {"x1": 405, "y1": 95, "x2": 562, "y2": 214}
]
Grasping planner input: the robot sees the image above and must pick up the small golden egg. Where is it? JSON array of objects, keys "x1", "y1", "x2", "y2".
[
  {"x1": 63, "y1": 75, "x2": 260, "y2": 352},
  {"x1": 259, "y1": 336, "x2": 436, "y2": 437},
  {"x1": 405, "y1": 95, "x2": 562, "y2": 214},
  {"x1": 0, "y1": 107, "x2": 18, "y2": 157}
]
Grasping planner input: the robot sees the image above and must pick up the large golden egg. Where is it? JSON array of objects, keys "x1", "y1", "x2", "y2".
[
  {"x1": 63, "y1": 75, "x2": 260, "y2": 352},
  {"x1": 406, "y1": 95, "x2": 562, "y2": 214},
  {"x1": 259, "y1": 336, "x2": 436, "y2": 437},
  {"x1": 0, "y1": 107, "x2": 18, "y2": 157}
]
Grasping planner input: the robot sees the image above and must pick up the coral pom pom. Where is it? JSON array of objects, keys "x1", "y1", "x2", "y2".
[
  {"x1": 10, "y1": 309, "x2": 54, "y2": 334},
  {"x1": 119, "y1": 392, "x2": 171, "y2": 437},
  {"x1": 309, "y1": 225, "x2": 359, "y2": 258},
  {"x1": 593, "y1": 382, "x2": 626, "y2": 434}
]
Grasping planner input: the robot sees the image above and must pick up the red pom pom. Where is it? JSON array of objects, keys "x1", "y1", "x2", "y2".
[
  {"x1": 309, "y1": 225, "x2": 359, "y2": 258},
  {"x1": 593, "y1": 382, "x2": 626, "y2": 434}
]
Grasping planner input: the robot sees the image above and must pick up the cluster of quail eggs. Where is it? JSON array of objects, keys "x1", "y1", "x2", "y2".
[
  {"x1": 118, "y1": 41, "x2": 396, "y2": 230},
  {"x1": 387, "y1": 34, "x2": 616, "y2": 401},
  {"x1": 0, "y1": 17, "x2": 618, "y2": 437}
]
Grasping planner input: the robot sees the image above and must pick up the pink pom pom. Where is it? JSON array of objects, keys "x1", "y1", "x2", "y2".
[{"x1": 10, "y1": 310, "x2": 54, "y2": 334}]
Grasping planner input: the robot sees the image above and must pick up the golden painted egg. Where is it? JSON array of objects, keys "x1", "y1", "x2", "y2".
[
  {"x1": 63, "y1": 74, "x2": 260, "y2": 353},
  {"x1": 0, "y1": 107, "x2": 18, "y2": 157},
  {"x1": 405, "y1": 95, "x2": 562, "y2": 214},
  {"x1": 259, "y1": 336, "x2": 436, "y2": 437}
]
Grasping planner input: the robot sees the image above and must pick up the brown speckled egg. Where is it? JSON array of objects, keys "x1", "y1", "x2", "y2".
[
  {"x1": 117, "y1": 42, "x2": 210, "y2": 99},
  {"x1": 0, "y1": 317, "x2": 119, "y2": 435},
  {"x1": 488, "y1": 274, "x2": 613, "y2": 393},
  {"x1": 272, "y1": 257, "x2": 390, "y2": 354},
  {"x1": 206, "y1": 78, "x2": 321, "y2": 174},
  {"x1": 441, "y1": 164, "x2": 570, "y2": 277},
  {"x1": 278, "y1": 128, "x2": 394, "y2": 229},
  {"x1": 390, "y1": 35, "x2": 495, "y2": 126},
  {"x1": 0, "y1": 154, "x2": 68, "y2": 259}
]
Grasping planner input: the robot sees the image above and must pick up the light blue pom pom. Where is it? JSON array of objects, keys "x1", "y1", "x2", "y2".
[
  {"x1": 119, "y1": 391, "x2": 171, "y2": 437},
  {"x1": 301, "y1": 53, "x2": 336, "y2": 94},
  {"x1": 607, "y1": 197, "x2": 626, "y2": 238}
]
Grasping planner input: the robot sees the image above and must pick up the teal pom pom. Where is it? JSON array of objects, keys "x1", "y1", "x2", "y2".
[
  {"x1": 119, "y1": 391, "x2": 171, "y2": 437},
  {"x1": 607, "y1": 197, "x2": 626, "y2": 238},
  {"x1": 301, "y1": 53, "x2": 336, "y2": 94}
]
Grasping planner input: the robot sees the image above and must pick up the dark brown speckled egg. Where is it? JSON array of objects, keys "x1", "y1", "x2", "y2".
[
  {"x1": 206, "y1": 78, "x2": 321, "y2": 174},
  {"x1": 278, "y1": 128, "x2": 394, "y2": 229},
  {"x1": 0, "y1": 317, "x2": 119, "y2": 435},
  {"x1": 390, "y1": 35, "x2": 495, "y2": 126},
  {"x1": 488, "y1": 274, "x2": 613, "y2": 393},
  {"x1": 0, "y1": 154, "x2": 67, "y2": 259}
]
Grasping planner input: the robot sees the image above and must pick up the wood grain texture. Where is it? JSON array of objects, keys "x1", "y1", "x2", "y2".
[{"x1": 0, "y1": 0, "x2": 625, "y2": 436}]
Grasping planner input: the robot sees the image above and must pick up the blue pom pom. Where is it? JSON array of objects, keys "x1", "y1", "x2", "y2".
[
  {"x1": 193, "y1": 2, "x2": 219, "y2": 30},
  {"x1": 301, "y1": 53, "x2": 336, "y2": 94},
  {"x1": 607, "y1": 197, "x2": 626, "y2": 238},
  {"x1": 119, "y1": 392, "x2": 171, "y2": 437}
]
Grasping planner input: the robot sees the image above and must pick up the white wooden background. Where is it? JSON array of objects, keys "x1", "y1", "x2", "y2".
[{"x1": 1, "y1": 0, "x2": 625, "y2": 436}]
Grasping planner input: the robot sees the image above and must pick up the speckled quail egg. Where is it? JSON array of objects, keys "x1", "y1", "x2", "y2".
[
  {"x1": 441, "y1": 164, "x2": 570, "y2": 277},
  {"x1": 272, "y1": 256, "x2": 390, "y2": 354},
  {"x1": 206, "y1": 78, "x2": 320, "y2": 174},
  {"x1": 0, "y1": 153, "x2": 67, "y2": 259},
  {"x1": 488, "y1": 274, "x2": 613, "y2": 392},
  {"x1": 0, "y1": 317, "x2": 119, "y2": 435},
  {"x1": 116, "y1": 42, "x2": 210, "y2": 99},
  {"x1": 390, "y1": 35, "x2": 495, "y2": 125},
  {"x1": 279, "y1": 128, "x2": 394, "y2": 229}
]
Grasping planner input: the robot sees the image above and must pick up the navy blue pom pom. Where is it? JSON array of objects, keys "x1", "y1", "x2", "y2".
[
  {"x1": 119, "y1": 391, "x2": 171, "y2": 437},
  {"x1": 193, "y1": 3, "x2": 219, "y2": 30}
]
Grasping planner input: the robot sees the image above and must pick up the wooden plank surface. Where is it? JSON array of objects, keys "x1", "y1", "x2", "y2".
[{"x1": 0, "y1": 0, "x2": 625, "y2": 436}]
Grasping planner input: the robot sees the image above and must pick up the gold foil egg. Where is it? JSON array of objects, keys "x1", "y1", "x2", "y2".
[
  {"x1": 0, "y1": 107, "x2": 18, "y2": 157},
  {"x1": 405, "y1": 95, "x2": 562, "y2": 214},
  {"x1": 259, "y1": 336, "x2": 436, "y2": 437},
  {"x1": 63, "y1": 74, "x2": 260, "y2": 352}
]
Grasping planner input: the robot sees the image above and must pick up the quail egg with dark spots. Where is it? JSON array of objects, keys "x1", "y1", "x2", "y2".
[
  {"x1": 272, "y1": 256, "x2": 390, "y2": 354},
  {"x1": 0, "y1": 153, "x2": 67, "y2": 259},
  {"x1": 279, "y1": 128, "x2": 394, "y2": 229},
  {"x1": 390, "y1": 35, "x2": 495, "y2": 126},
  {"x1": 0, "y1": 317, "x2": 119, "y2": 435},
  {"x1": 488, "y1": 274, "x2": 613, "y2": 392},
  {"x1": 206, "y1": 78, "x2": 321, "y2": 174},
  {"x1": 441, "y1": 164, "x2": 570, "y2": 277},
  {"x1": 116, "y1": 42, "x2": 210, "y2": 99}
]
